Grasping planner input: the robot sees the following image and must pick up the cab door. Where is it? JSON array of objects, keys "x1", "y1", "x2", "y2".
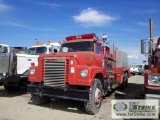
[{"x1": 95, "y1": 43, "x2": 106, "y2": 75}]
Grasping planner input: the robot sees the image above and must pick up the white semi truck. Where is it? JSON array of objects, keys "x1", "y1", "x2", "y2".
[{"x1": 0, "y1": 41, "x2": 61, "y2": 91}]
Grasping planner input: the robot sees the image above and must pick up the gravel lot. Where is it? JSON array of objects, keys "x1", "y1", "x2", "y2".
[{"x1": 0, "y1": 75, "x2": 145, "y2": 120}]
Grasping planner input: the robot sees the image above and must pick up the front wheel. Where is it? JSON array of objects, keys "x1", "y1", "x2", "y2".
[
  {"x1": 31, "y1": 94, "x2": 50, "y2": 105},
  {"x1": 84, "y1": 78, "x2": 103, "y2": 115}
]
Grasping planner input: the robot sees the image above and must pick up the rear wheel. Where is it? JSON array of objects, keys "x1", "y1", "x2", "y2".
[
  {"x1": 132, "y1": 73, "x2": 135, "y2": 75},
  {"x1": 84, "y1": 78, "x2": 103, "y2": 115},
  {"x1": 31, "y1": 94, "x2": 50, "y2": 105},
  {"x1": 120, "y1": 73, "x2": 128, "y2": 89},
  {"x1": 124, "y1": 73, "x2": 128, "y2": 87}
]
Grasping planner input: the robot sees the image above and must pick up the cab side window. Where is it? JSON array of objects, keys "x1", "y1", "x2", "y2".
[
  {"x1": 3, "y1": 47, "x2": 8, "y2": 53},
  {"x1": 96, "y1": 44, "x2": 101, "y2": 54},
  {"x1": 49, "y1": 47, "x2": 52, "y2": 53}
]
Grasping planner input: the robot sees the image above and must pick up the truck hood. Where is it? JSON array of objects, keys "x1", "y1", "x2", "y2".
[
  {"x1": 16, "y1": 53, "x2": 39, "y2": 58},
  {"x1": 40, "y1": 52, "x2": 99, "y2": 65},
  {"x1": 17, "y1": 54, "x2": 39, "y2": 74}
]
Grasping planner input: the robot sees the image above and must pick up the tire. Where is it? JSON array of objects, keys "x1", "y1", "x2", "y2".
[
  {"x1": 120, "y1": 79, "x2": 125, "y2": 90},
  {"x1": 124, "y1": 73, "x2": 128, "y2": 87},
  {"x1": 84, "y1": 78, "x2": 103, "y2": 115},
  {"x1": 31, "y1": 94, "x2": 50, "y2": 105},
  {"x1": 4, "y1": 85, "x2": 21, "y2": 91},
  {"x1": 132, "y1": 73, "x2": 135, "y2": 75},
  {"x1": 120, "y1": 73, "x2": 128, "y2": 90}
]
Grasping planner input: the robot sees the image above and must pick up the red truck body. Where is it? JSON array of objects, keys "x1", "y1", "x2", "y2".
[
  {"x1": 142, "y1": 37, "x2": 160, "y2": 99},
  {"x1": 27, "y1": 33, "x2": 130, "y2": 114}
]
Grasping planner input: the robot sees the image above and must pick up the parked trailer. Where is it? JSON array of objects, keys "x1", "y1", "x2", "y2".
[
  {"x1": 0, "y1": 44, "x2": 27, "y2": 90},
  {"x1": 27, "y1": 33, "x2": 130, "y2": 114}
]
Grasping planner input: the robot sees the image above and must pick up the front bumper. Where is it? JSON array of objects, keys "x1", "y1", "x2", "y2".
[
  {"x1": 145, "y1": 88, "x2": 160, "y2": 99},
  {"x1": 145, "y1": 94, "x2": 160, "y2": 99},
  {"x1": 0, "y1": 76, "x2": 4, "y2": 85},
  {"x1": 27, "y1": 84, "x2": 89, "y2": 102},
  {"x1": 1, "y1": 75, "x2": 28, "y2": 86},
  {"x1": 145, "y1": 89, "x2": 160, "y2": 113}
]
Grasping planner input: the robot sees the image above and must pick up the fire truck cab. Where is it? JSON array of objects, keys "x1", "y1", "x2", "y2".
[{"x1": 27, "y1": 33, "x2": 130, "y2": 114}]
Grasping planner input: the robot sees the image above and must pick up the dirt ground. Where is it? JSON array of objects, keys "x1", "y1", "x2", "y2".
[{"x1": 0, "y1": 75, "x2": 145, "y2": 120}]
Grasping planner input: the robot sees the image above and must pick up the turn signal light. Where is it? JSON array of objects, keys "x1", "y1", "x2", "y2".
[
  {"x1": 35, "y1": 40, "x2": 38, "y2": 45},
  {"x1": 87, "y1": 62, "x2": 92, "y2": 66},
  {"x1": 151, "y1": 67, "x2": 158, "y2": 73},
  {"x1": 31, "y1": 62, "x2": 35, "y2": 67},
  {"x1": 66, "y1": 33, "x2": 96, "y2": 41}
]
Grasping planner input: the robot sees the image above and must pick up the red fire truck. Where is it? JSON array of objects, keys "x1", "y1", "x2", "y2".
[
  {"x1": 27, "y1": 33, "x2": 130, "y2": 114},
  {"x1": 140, "y1": 19, "x2": 160, "y2": 100},
  {"x1": 141, "y1": 37, "x2": 160, "y2": 99}
]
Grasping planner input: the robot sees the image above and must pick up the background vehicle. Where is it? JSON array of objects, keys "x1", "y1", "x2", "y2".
[
  {"x1": 0, "y1": 41, "x2": 61, "y2": 91},
  {"x1": 140, "y1": 18, "x2": 160, "y2": 99},
  {"x1": 27, "y1": 33, "x2": 130, "y2": 114},
  {"x1": 130, "y1": 65, "x2": 139, "y2": 75},
  {"x1": 138, "y1": 64, "x2": 145, "y2": 75},
  {"x1": 0, "y1": 44, "x2": 27, "y2": 87},
  {"x1": 16, "y1": 40, "x2": 61, "y2": 80}
]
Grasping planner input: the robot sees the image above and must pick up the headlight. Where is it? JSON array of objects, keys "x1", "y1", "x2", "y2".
[
  {"x1": 148, "y1": 74, "x2": 160, "y2": 86},
  {"x1": 3, "y1": 72, "x2": 6, "y2": 76},
  {"x1": 80, "y1": 69, "x2": 88, "y2": 78},
  {"x1": 30, "y1": 68, "x2": 35, "y2": 75}
]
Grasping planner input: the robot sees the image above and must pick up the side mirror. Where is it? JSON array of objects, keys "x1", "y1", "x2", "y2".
[
  {"x1": 148, "y1": 41, "x2": 152, "y2": 55},
  {"x1": 140, "y1": 39, "x2": 146, "y2": 54}
]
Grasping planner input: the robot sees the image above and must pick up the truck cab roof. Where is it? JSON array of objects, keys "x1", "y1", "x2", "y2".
[{"x1": 0, "y1": 44, "x2": 9, "y2": 47}]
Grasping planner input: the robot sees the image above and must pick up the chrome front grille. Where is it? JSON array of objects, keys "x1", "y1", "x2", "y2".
[{"x1": 44, "y1": 59, "x2": 66, "y2": 87}]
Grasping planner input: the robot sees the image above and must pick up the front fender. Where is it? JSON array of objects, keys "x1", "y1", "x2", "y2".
[
  {"x1": 68, "y1": 65, "x2": 103, "y2": 86},
  {"x1": 28, "y1": 66, "x2": 40, "y2": 82}
]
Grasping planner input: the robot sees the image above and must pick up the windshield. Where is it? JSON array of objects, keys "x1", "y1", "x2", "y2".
[
  {"x1": 27, "y1": 47, "x2": 47, "y2": 55},
  {"x1": 59, "y1": 41, "x2": 94, "y2": 52},
  {"x1": 0, "y1": 45, "x2": 8, "y2": 53}
]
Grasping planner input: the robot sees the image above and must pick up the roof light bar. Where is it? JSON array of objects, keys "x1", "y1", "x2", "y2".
[{"x1": 66, "y1": 33, "x2": 96, "y2": 41}]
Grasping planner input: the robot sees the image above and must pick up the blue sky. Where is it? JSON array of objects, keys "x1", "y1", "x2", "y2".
[{"x1": 0, "y1": 0, "x2": 160, "y2": 64}]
